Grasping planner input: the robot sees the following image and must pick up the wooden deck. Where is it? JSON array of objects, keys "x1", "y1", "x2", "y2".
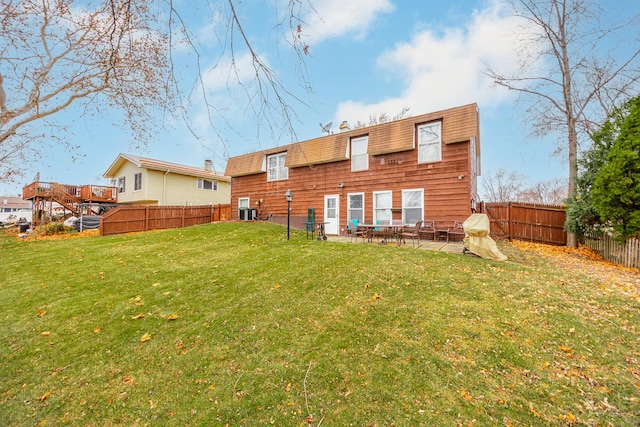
[{"x1": 23, "y1": 181, "x2": 117, "y2": 204}]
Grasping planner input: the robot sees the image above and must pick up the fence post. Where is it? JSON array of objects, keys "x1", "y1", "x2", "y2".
[
  {"x1": 145, "y1": 206, "x2": 149, "y2": 231},
  {"x1": 507, "y1": 202, "x2": 512, "y2": 241}
]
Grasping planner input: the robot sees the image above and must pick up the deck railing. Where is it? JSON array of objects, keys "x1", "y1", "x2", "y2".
[{"x1": 23, "y1": 181, "x2": 117, "y2": 203}]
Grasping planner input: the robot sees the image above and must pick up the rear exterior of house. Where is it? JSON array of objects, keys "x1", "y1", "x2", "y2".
[
  {"x1": 0, "y1": 196, "x2": 32, "y2": 223},
  {"x1": 224, "y1": 103, "x2": 481, "y2": 235},
  {"x1": 104, "y1": 154, "x2": 231, "y2": 206}
]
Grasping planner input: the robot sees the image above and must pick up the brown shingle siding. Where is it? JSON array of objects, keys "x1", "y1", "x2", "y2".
[
  {"x1": 286, "y1": 134, "x2": 349, "y2": 167},
  {"x1": 225, "y1": 103, "x2": 479, "y2": 177},
  {"x1": 224, "y1": 152, "x2": 266, "y2": 177}
]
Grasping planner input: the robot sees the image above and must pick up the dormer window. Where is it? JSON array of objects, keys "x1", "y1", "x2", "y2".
[
  {"x1": 417, "y1": 121, "x2": 442, "y2": 163},
  {"x1": 351, "y1": 136, "x2": 369, "y2": 172},
  {"x1": 267, "y1": 152, "x2": 288, "y2": 181}
]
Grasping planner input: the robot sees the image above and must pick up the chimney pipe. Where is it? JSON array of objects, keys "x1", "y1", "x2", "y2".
[{"x1": 204, "y1": 160, "x2": 213, "y2": 171}]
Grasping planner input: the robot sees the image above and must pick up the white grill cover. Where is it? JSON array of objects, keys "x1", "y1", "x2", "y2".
[{"x1": 462, "y1": 214, "x2": 507, "y2": 261}]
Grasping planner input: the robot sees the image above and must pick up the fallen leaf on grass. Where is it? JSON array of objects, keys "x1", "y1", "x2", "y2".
[
  {"x1": 166, "y1": 314, "x2": 179, "y2": 321},
  {"x1": 94, "y1": 328, "x2": 101, "y2": 333},
  {"x1": 460, "y1": 390, "x2": 473, "y2": 401},
  {"x1": 38, "y1": 391, "x2": 50, "y2": 402},
  {"x1": 37, "y1": 310, "x2": 46, "y2": 317},
  {"x1": 140, "y1": 333, "x2": 151, "y2": 343},
  {"x1": 41, "y1": 331, "x2": 51, "y2": 337},
  {"x1": 131, "y1": 313, "x2": 145, "y2": 320},
  {"x1": 559, "y1": 345, "x2": 574, "y2": 356},
  {"x1": 559, "y1": 413, "x2": 576, "y2": 424}
]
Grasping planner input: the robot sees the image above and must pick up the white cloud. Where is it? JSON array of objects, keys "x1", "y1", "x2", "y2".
[
  {"x1": 302, "y1": 0, "x2": 395, "y2": 43},
  {"x1": 333, "y1": 0, "x2": 538, "y2": 124}
]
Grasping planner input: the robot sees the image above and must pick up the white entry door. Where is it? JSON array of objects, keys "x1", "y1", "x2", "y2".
[{"x1": 324, "y1": 195, "x2": 340, "y2": 235}]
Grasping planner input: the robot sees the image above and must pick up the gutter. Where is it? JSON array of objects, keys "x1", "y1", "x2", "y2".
[{"x1": 163, "y1": 170, "x2": 169, "y2": 205}]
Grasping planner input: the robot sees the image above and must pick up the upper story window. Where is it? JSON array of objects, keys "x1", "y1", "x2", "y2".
[
  {"x1": 134, "y1": 173, "x2": 142, "y2": 191},
  {"x1": 197, "y1": 178, "x2": 218, "y2": 191},
  {"x1": 351, "y1": 136, "x2": 369, "y2": 172},
  {"x1": 417, "y1": 121, "x2": 442, "y2": 163},
  {"x1": 117, "y1": 177, "x2": 126, "y2": 193},
  {"x1": 267, "y1": 153, "x2": 288, "y2": 181}
]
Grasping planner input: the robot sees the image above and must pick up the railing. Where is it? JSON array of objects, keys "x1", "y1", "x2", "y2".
[
  {"x1": 582, "y1": 233, "x2": 640, "y2": 270},
  {"x1": 23, "y1": 181, "x2": 117, "y2": 203},
  {"x1": 80, "y1": 185, "x2": 117, "y2": 202}
]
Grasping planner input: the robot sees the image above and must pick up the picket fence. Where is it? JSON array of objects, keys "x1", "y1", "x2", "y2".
[{"x1": 581, "y1": 233, "x2": 640, "y2": 270}]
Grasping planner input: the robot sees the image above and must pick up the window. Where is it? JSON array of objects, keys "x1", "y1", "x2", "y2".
[
  {"x1": 238, "y1": 198, "x2": 249, "y2": 209},
  {"x1": 402, "y1": 189, "x2": 423, "y2": 225},
  {"x1": 417, "y1": 121, "x2": 442, "y2": 163},
  {"x1": 351, "y1": 136, "x2": 369, "y2": 171},
  {"x1": 267, "y1": 153, "x2": 288, "y2": 181},
  {"x1": 348, "y1": 193, "x2": 364, "y2": 223},
  {"x1": 134, "y1": 173, "x2": 142, "y2": 191},
  {"x1": 117, "y1": 177, "x2": 126, "y2": 193},
  {"x1": 373, "y1": 191, "x2": 392, "y2": 224},
  {"x1": 197, "y1": 178, "x2": 218, "y2": 191}
]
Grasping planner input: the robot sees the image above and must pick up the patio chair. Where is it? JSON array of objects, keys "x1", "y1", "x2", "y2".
[
  {"x1": 370, "y1": 219, "x2": 392, "y2": 243},
  {"x1": 399, "y1": 221, "x2": 423, "y2": 247},
  {"x1": 348, "y1": 219, "x2": 366, "y2": 243},
  {"x1": 447, "y1": 221, "x2": 465, "y2": 242},
  {"x1": 419, "y1": 220, "x2": 436, "y2": 241}
]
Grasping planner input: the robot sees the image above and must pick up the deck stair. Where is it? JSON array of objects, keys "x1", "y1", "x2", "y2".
[{"x1": 50, "y1": 184, "x2": 81, "y2": 215}]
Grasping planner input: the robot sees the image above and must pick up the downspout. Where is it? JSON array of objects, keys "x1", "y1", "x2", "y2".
[{"x1": 163, "y1": 170, "x2": 169, "y2": 205}]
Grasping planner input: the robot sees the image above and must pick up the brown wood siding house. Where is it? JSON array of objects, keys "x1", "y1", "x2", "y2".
[{"x1": 224, "y1": 103, "x2": 481, "y2": 235}]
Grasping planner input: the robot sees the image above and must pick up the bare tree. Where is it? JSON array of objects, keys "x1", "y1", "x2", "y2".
[
  {"x1": 486, "y1": 0, "x2": 640, "y2": 246},
  {"x1": 353, "y1": 107, "x2": 411, "y2": 129},
  {"x1": 0, "y1": 0, "x2": 311, "y2": 183},
  {"x1": 517, "y1": 178, "x2": 568, "y2": 205},
  {"x1": 480, "y1": 169, "x2": 526, "y2": 202}
]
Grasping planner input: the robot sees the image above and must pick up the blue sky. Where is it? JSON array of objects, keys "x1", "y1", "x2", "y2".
[{"x1": 2, "y1": 0, "x2": 638, "y2": 197}]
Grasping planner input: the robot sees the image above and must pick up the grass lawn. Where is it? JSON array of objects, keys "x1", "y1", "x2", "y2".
[{"x1": 1, "y1": 222, "x2": 638, "y2": 426}]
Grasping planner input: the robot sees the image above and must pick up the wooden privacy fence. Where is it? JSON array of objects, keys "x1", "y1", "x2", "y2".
[
  {"x1": 582, "y1": 233, "x2": 640, "y2": 270},
  {"x1": 100, "y1": 204, "x2": 230, "y2": 236},
  {"x1": 478, "y1": 202, "x2": 567, "y2": 245}
]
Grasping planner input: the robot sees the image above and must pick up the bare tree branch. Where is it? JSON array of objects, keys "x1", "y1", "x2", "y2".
[
  {"x1": 0, "y1": 0, "x2": 314, "y2": 180},
  {"x1": 485, "y1": 0, "x2": 640, "y2": 246}
]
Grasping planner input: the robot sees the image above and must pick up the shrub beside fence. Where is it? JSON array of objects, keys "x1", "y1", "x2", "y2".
[
  {"x1": 582, "y1": 233, "x2": 640, "y2": 270},
  {"x1": 100, "y1": 205, "x2": 230, "y2": 236}
]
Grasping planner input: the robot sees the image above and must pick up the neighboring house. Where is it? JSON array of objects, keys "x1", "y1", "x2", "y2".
[
  {"x1": 104, "y1": 154, "x2": 231, "y2": 206},
  {"x1": 224, "y1": 103, "x2": 481, "y2": 235},
  {"x1": 0, "y1": 196, "x2": 32, "y2": 223}
]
